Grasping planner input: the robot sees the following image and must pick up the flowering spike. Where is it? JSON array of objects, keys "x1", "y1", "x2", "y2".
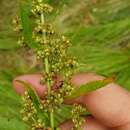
[{"x1": 13, "y1": 0, "x2": 85, "y2": 130}]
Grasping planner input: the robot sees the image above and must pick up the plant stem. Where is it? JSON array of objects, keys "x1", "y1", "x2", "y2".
[
  {"x1": 41, "y1": 13, "x2": 51, "y2": 95},
  {"x1": 41, "y1": 12, "x2": 54, "y2": 130},
  {"x1": 44, "y1": 57, "x2": 51, "y2": 95},
  {"x1": 50, "y1": 109, "x2": 54, "y2": 129}
]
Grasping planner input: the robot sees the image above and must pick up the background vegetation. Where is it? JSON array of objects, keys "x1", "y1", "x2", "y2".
[{"x1": 0, "y1": 0, "x2": 130, "y2": 129}]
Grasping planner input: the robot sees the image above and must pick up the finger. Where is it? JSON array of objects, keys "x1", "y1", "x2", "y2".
[
  {"x1": 70, "y1": 73, "x2": 130, "y2": 128},
  {"x1": 13, "y1": 74, "x2": 46, "y2": 97},
  {"x1": 13, "y1": 73, "x2": 130, "y2": 128},
  {"x1": 60, "y1": 116, "x2": 110, "y2": 130},
  {"x1": 13, "y1": 74, "x2": 62, "y2": 98}
]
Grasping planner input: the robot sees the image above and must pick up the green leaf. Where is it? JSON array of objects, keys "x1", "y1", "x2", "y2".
[
  {"x1": 16, "y1": 80, "x2": 49, "y2": 126},
  {"x1": 66, "y1": 78, "x2": 113, "y2": 99},
  {"x1": 20, "y1": 2, "x2": 40, "y2": 49}
]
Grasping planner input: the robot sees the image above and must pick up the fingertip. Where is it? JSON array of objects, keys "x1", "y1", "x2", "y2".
[
  {"x1": 13, "y1": 74, "x2": 46, "y2": 97},
  {"x1": 13, "y1": 78, "x2": 25, "y2": 95}
]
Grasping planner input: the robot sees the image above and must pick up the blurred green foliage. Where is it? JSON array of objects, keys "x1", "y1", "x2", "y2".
[{"x1": 0, "y1": 0, "x2": 130, "y2": 129}]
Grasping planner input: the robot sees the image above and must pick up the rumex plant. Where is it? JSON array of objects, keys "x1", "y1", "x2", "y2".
[{"x1": 13, "y1": 0, "x2": 112, "y2": 130}]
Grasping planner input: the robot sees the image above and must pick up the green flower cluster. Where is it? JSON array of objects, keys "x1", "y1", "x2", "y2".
[
  {"x1": 71, "y1": 104, "x2": 86, "y2": 130},
  {"x1": 21, "y1": 91, "x2": 45, "y2": 130},
  {"x1": 13, "y1": 0, "x2": 86, "y2": 130},
  {"x1": 31, "y1": 0, "x2": 53, "y2": 15},
  {"x1": 12, "y1": 16, "x2": 23, "y2": 32},
  {"x1": 31, "y1": 0, "x2": 78, "y2": 110},
  {"x1": 12, "y1": 16, "x2": 26, "y2": 46}
]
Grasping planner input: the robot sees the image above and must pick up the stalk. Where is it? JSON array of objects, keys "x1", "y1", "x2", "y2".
[
  {"x1": 15, "y1": 1, "x2": 85, "y2": 130},
  {"x1": 41, "y1": 12, "x2": 54, "y2": 130}
]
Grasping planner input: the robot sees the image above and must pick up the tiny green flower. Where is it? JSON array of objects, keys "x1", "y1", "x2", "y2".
[{"x1": 14, "y1": 0, "x2": 86, "y2": 130}]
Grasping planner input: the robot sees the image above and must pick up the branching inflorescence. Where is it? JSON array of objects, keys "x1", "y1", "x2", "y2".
[{"x1": 13, "y1": 0, "x2": 86, "y2": 130}]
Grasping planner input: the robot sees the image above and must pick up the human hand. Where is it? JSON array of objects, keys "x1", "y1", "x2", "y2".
[{"x1": 13, "y1": 73, "x2": 130, "y2": 130}]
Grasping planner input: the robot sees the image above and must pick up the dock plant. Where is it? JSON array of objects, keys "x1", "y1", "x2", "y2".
[{"x1": 13, "y1": 0, "x2": 112, "y2": 130}]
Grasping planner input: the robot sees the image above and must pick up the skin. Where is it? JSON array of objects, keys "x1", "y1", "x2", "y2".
[{"x1": 13, "y1": 73, "x2": 130, "y2": 130}]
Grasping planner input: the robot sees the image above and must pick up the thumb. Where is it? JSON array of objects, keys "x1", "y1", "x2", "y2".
[
  {"x1": 13, "y1": 74, "x2": 46, "y2": 98},
  {"x1": 13, "y1": 74, "x2": 62, "y2": 98}
]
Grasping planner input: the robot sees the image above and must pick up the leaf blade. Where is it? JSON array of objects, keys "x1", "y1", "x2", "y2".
[{"x1": 66, "y1": 78, "x2": 113, "y2": 99}]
